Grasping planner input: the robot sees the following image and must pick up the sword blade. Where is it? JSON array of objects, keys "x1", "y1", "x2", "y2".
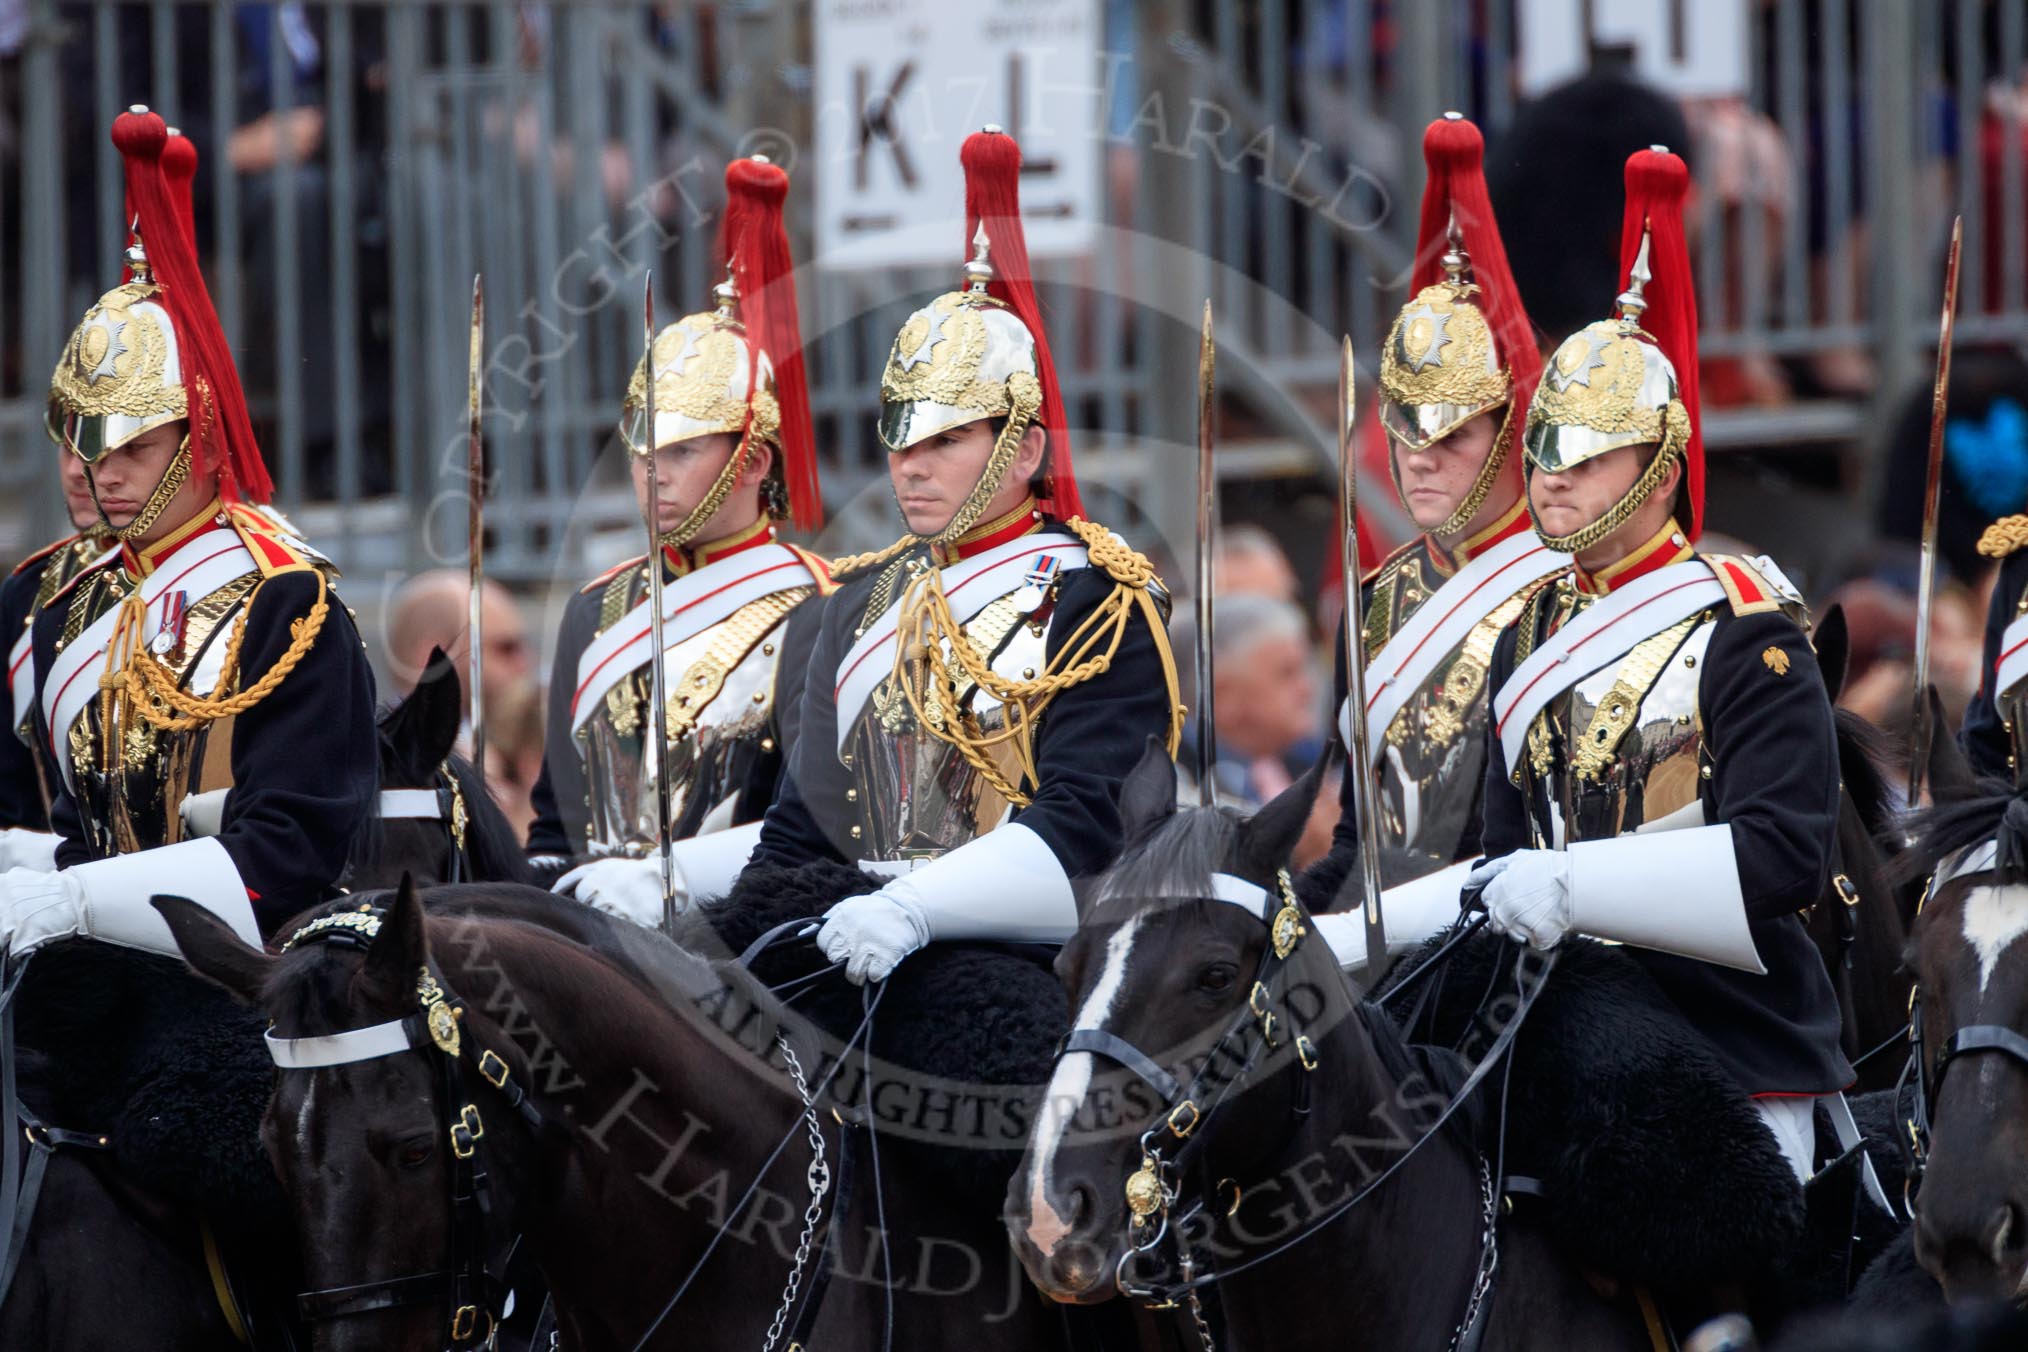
[
  {"x1": 466, "y1": 274, "x2": 487, "y2": 788},
  {"x1": 641, "y1": 276, "x2": 678, "y2": 925},
  {"x1": 1195, "y1": 299, "x2": 1218, "y2": 808},
  {"x1": 1338, "y1": 336, "x2": 1388, "y2": 970},
  {"x1": 1908, "y1": 216, "x2": 1962, "y2": 806}
]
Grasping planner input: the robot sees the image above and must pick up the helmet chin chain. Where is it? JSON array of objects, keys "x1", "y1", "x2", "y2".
[
  {"x1": 653, "y1": 433, "x2": 758, "y2": 552},
  {"x1": 85, "y1": 433, "x2": 194, "y2": 543}
]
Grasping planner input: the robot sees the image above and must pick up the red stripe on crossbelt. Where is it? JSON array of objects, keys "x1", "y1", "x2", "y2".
[
  {"x1": 1367, "y1": 548, "x2": 1549, "y2": 714},
  {"x1": 571, "y1": 559, "x2": 805, "y2": 716}
]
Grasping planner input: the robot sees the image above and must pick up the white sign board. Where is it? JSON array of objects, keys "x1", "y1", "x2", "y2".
[
  {"x1": 1517, "y1": 0, "x2": 1748, "y2": 100},
  {"x1": 811, "y1": 0, "x2": 1101, "y2": 272}
]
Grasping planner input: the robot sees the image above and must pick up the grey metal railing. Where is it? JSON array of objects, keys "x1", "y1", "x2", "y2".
[{"x1": 4, "y1": 0, "x2": 2028, "y2": 586}]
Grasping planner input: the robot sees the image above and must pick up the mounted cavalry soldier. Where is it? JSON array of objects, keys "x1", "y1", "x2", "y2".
[
  {"x1": 1470, "y1": 147, "x2": 1852, "y2": 1184},
  {"x1": 0, "y1": 106, "x2": 376, "y2": 958},
  {"x1": 543, "y1": 154, "x2": 833, "y2": 918},
  {"x1": 1961, "y1": 511, "x2": 2028, "y2": 782},
  {"x1": 0, "y1": 445, "x2": 111, "y2": 849},
  {"x1": 1300, "y1": 113, "x2": 1563, "y2": 954},
  {"x1": 735, "y1": 126, "x2": 1183, "y2": 983}
]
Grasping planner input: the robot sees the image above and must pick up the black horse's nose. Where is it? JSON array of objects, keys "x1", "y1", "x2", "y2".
[
  {"x1": 1984, "y1": 1200, "x2": 2028, "y2": 1271},
  {"x1": 1062, "y1": 1179, "x2": 1094, "y2": 1231}
]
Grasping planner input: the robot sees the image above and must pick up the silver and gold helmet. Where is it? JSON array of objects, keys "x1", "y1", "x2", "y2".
[
  {"x1": 876, "y1": 226, "x2": 1045, "y2": 542},
  {"x1": 619, "y1": 274, "x2": 782, "y2": 460},
  {"x1": 618, "y1": 272, "x2": 785, "y2": 549},
  {"x1": 1379, "y1": 229, "x2": 1509, "y2": 453},
  {"x1": 46, "y1": 245, "x2": 187, "y2": 465},
  {"x1": 1523, "y1": 229, "x2": 1692, "y2": 553},
  {"x1": 878, "y1": 231, "x2": 1042, "y2": 455},
  {"x1": 1378, "y1": 223, "x2": 1517, "y2": 537}
]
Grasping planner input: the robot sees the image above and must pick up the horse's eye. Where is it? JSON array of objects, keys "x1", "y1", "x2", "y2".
[
  {"x1": 395, "y1": 1137, "x2": 435, "y2": 1170},
  {"x1": 1198, "y1": 963, "x2": 1238, "y2": 994}
]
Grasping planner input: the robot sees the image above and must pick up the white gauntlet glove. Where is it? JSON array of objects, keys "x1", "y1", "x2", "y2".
[
  {"x1": 0, "y1": 827, "x2": 61, "y2": 873},
  {"x1": 0, "y1": 837, "x2": 255, "y2": 958},
  {"x1": 1470, "y1": 849, "x2": 1573, "y2": 950},
  {"x1": 816, "y1": 823, "x2": 1075, "y2": 986},
  {"x1": 553, "y1": 856, "x2": 676, "y2": 927},
  {"x1": 552, "y1": 820, "x2": 765, "y2": 925}
]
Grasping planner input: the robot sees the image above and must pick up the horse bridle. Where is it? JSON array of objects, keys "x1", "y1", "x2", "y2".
[
  {"x1": 1900, "y1": 992, "x2": 2028, "y2": 1209},
  {"x1": 268, "y1": 903, "x2": 543, "y2": 1348},
  {"x1": 377, "y1": 767, "x2": 474, "y2": 884},
  {"x1": 1065, "y1": 872, "x2": 1548, "y2": 1352}
]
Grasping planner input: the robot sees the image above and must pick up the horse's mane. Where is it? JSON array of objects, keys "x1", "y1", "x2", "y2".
[
  {"x1": 1895, "y1": 778, "x2": 2028, "y2": 889},
  {"x1": 1090, "y1": 803, "x2": 1239, "y2": 906},
  {"x1": 1835, "y1": 707, "x2": 1900, "y2": 844}
]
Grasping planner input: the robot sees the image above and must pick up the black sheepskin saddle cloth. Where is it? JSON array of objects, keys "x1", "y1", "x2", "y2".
[
  {"x1": 9, "y1": 939, "x2": 286, "y2": 1236},
  {"x1": 698, "y1": 860, "x2": 1068, "y2": 1212},
  {"x1": 1377, "y1": 930, "x2": 1806, "y2": 1292}
]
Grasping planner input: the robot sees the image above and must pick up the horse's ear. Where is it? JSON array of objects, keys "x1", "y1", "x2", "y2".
[
  {"x1": 1235, "y1": 744, "x2": 1339, "y2": 884},
  {"x1": 152, "y1": 895, "x2": 275, "y2": 1004},
  {"x1": 393, "y1": 646, "x2": 464, "y2": 772},
  {"x1": 1814, "y1": 603, "x2": 1848, "y2": 703},
  {"x1": 1926, "y1": 684, "x2": 1979, "y2": 803},
  {"x1": 1118, "y1": 736, "x2": 1179, "y2": 840},
  {"x1": 359, "y1": 874, "x2": 430, "y2": 1008}
]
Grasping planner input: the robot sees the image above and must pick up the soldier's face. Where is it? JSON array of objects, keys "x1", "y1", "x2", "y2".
[
  {"x1": 1393, "y1": 411, "x2": 1499, "y2": 534},
  {"x1": 1528, "y1": 443, "x2": 1650, "y2": 539},
  {"x1": 631, "y1": 432, "x2": 742, "y2": 534},
  {"x1": 58, "y1": 446, "x2": 99, "y2": 532},
  {"x1": 886, "y1": 418, "x2": 1045, "y2": 537},
  {"x1": 85, "y1": 419, "x2": 213, "y2": 542}
]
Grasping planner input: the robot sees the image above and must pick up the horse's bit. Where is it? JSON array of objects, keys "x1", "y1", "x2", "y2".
[{"x1": 268, "y1": 903, "x2": 543, "y2": 1349}]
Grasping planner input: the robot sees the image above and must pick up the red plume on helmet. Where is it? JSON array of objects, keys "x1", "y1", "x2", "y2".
[
  {"x1": 161, "y1": 127, "x2": 199, "y2": 256},
  {"x1": 960, "y1": 128, "x2": 1080, "y2": 521},
  {"x1": 1618, "y1": 147, "x2": 1701, "y2": 540},
  {"x1": 1411, "y1": 114, "x2": 1542, "y2": 447},
  {"x1": 111, "y1": 107, "x2": 271, "y2": 504},
  {"x1": 719, "y1": 156, "x2": 822, "y2": 531}
]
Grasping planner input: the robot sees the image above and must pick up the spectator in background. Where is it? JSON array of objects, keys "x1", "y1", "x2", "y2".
[
  {"x1": 1215, "y1": 522, "x2": 1301, "y2": 606},
  {"x1": 382, "y1": 570, "x2": 541, "y2": 815},
  {"x1": 1172, "y1": 594, "x2": 1322, "y2": 812}
]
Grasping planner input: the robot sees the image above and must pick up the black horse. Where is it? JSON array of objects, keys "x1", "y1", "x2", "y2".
[
  {"x1": 1007, "y1": 743, "x2": 1655, "y2": 1349},
  {"x1": 1881, "y1": 750, "x2": 2028, "y2": 1305},
  {"x1": 0, "y1": 656, "x2": 532, "y2": 1351},
  {"x1": 351, "y1": 646, "x2": 535, "y2": 893},
  {"x1": 159, "y1": 871, "x2": 1099, "y2": 1351}
]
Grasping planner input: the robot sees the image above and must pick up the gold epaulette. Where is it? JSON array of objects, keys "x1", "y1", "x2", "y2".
[
  {"x1": 1360, "y1": 537, "x2": 1423, "y2": 588},
  {"x1": 828, "y1": 535, "x2": 916, "y2": 584},
  {"x1": 1063, "y1": 517, "x2": 1161, "y2": 590},
  {"x1": 580, "y1": 554, "x2": 646, "y2": 597},
  {"x1": 1979, "y1": 515, "x2": 2028, "y2": 559},
  {"x1": 10, "y1": 533, "x2": 82, "y2": 579}
]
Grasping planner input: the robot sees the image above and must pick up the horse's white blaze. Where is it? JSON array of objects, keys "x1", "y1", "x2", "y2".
[
  {"x1": 1024, "y1": 915, "x2": 1143, "y2": 1261},
  {"x1": 1961, "y1": 884, "x2": 2028, "y2": 992},
  {"x1": 294, "y1": 1079, "x2": 317, "y2": 1154}
]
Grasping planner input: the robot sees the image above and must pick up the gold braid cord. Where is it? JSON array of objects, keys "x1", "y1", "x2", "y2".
[
  {"x1": 1978, "y1": 515, "x2": 2028, "y2": 559},
  {"x1": 1428, "y1": 398, "x2": 1517, "y2": 540},
  {"x1": 103, "y1": 570, "x2": 332, "y2": 732},
  {"x1": 885, "y1": 517, "x2": 1183, "y2": 808}
]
